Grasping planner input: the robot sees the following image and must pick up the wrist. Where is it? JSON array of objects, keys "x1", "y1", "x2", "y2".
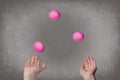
[
  {"x1": 24, "y1": 75, "x2": 36, "y2": 80},
  {"x1": 84, "y1": 75, "x2": 95, "y2": 80},
  {"x1": 24, "y1": 72, "x2": 36, "y2": 80}
]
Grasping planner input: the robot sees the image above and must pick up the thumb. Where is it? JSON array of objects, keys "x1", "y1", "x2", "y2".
[{"x1": 41, "y1": 62, "x2": 47, "y2": 71}]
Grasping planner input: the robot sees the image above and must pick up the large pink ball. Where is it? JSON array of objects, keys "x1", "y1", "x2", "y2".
[
  {"x1": 33, "y1": 42, "x2": 45, "y2": 53},
  {"x1": 49, "y1": 10, "x2": 61, "y2": 21},
  {"x1": 73, "y1": 32, "x2": 85, "y2": 42}
]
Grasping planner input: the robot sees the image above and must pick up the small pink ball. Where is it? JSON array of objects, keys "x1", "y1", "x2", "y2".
[
  {"x1": 33, "y1": 42, "x2": 45, "y2": 53},
  {"x1": 49, "y1": 10, "x2": 61, "y2": 21},
  {"x1": 73, "y1": 32, "x2": 85, "y2": 42}
]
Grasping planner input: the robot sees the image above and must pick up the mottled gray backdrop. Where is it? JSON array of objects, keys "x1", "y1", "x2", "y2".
[{"x1": 0, "y1": 0, "x2": 120, "y2": 80}]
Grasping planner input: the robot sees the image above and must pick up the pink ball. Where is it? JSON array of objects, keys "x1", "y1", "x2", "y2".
[
  {"x1": 73, "y1": 32, "x2": 85, "y2": 42},
  {"x1": 49, "y1": 10, "x2": 61, "y2": 21},
  {"x1": 33, "y1": 42, "x2": 45, "y2": 53}
]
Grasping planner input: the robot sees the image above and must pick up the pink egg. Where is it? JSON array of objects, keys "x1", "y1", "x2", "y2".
[
  {"x1": 73, "y1": 32, "x2": 85, "y2": 42},
  {"x1": 49, "y1": 10, "x2": 61, "y2": 21},
  {"x1": 33, "y1": 42, "x2": 45, "y2": 53}
]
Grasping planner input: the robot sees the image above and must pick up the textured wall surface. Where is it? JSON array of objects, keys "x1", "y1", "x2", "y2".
[{"x1": 0, "y1": 0, "x2": 120, "y2": 80}]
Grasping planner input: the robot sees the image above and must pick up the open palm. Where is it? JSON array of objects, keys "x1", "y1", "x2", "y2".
[
  {"x1": 24, "y1": 56, "x2": 47, "y2": 76},
  {"x1": 80, "y1": 56, "x2": 97, "y2": 78}
]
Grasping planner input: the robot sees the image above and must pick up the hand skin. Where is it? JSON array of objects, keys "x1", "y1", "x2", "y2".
[
  {"x1": 24, "y1": 56, "x2": 47, "y2": 80},
  {"x1": 80, "y1": 56, "x2": 97, "y2": 80}
]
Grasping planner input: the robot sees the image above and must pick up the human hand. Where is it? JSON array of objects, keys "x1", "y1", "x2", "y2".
[
  {"x1": 24, "y1": 56, "x2": 47, "y2": 80},
  {"x1": 80, "y1": 56, "x2": 97, "y2": 80}
]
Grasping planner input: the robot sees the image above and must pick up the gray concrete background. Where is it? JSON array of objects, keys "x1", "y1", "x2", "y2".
[{"x1": 0, "y1": 0, "x2": 120, "y2": 80}]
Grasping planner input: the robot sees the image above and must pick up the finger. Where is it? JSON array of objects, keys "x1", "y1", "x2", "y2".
[
  {"x1": 91, "y1": 57, "x2": 94, "y2": 61},
  {"x1": 93, "y1": 59, "x2": 96, "y2": 66},
  {"x1": 84, "y1": 61, "x2": 87, "y2": 68},
  {"x1": 86, "y1": 56, "x2": 90, "y2": 65},
  {"x1": 87, "y1": 56, "x2": 90, "y2": 64},
  {"x1": 37, "y1": 60, "x2": 40, "y2": 66},
  {"x1": 38, "y1": 56, "x2": 41, "y2": 65},
  {"x1": 41, "y1": 62, "x2": 47, "y2": 71},
  {"x1": 86, "y1": 56, "x2": 91, "y2": 68},
  {"x1": 92, "y1": 57, "x2": 96, "y2": 66},
  {"x1": 90, "y1": 56, "x2": 93, "y2": 64},
  {"x1": 89, "y1": 56, "x2": 94, "y2": 67},
  {"x1": 31, "y1": 56, "x2": 35, "y2": 64},
  {"x1": 34, "y1": 56, "x2": 38, "y2": 65},
  {"x1": 86, "y1": 56, "x2": 89, "y2": 64},
  {"x1": 85, "y1": 56, "x2": 89, "y2": 68},
  {"x1": 26, "y1": 59, "x2": 31, "y2": 65}
]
